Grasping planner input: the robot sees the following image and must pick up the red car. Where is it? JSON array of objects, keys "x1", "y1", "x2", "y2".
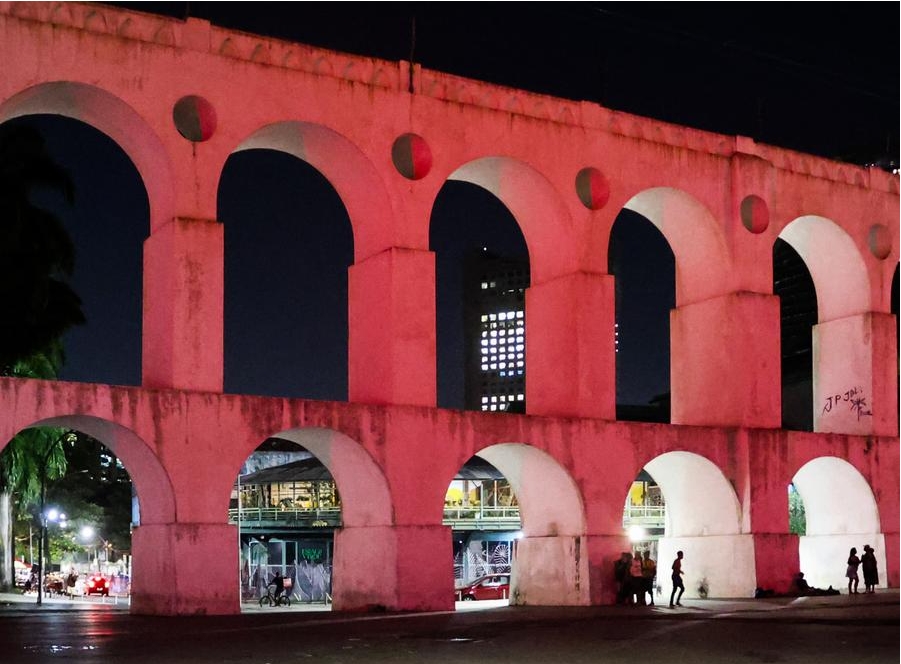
[
  {"x1": 84, "y1": 574, "x2": 110, "y2": 597},
  {"x1": 456, "y1": 574, "x2": 510, "y2": 601}
]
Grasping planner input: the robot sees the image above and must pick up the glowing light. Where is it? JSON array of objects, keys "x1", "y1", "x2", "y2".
[{"x1": 628, "y1": 525, "x2": 646, "y2": 542}]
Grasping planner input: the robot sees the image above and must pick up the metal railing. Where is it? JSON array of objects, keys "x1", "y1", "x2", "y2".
[
  {"x1": 229, "y1": 507, "x2": 342, "y2": 527},
  {"x1": 442, "y1": 506, "x2": 522, "y2": 530},
  {"x1": 229, "y1": 503, "x2": 665, "y2": 530},
  {"x1": 623, "y1": 504, "x2": 666, "y2": 527}
]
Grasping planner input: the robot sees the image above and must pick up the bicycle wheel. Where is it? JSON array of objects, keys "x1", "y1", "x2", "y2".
[{"x1": 259, "y1": 595, "x2": 272, "y2": 607}]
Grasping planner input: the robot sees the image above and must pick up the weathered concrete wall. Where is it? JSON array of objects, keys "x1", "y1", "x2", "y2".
[
  {"x1": 0, "y1": 377, "x2": 896, "y2": 613},
  {"x1": 0, "y1": 2, "x2": 897, "y2": 615}
]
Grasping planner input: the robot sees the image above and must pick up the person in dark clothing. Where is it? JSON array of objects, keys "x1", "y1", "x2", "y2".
[
  {"x1": 861, "y1": 545, "x2": 879, "y2": 593},
  {"x1": 669, "y1": 551, "x2": 685, "y2": 608},
  {"x1": 271, "y1": 572, "x2": 285, "y2": 601}
]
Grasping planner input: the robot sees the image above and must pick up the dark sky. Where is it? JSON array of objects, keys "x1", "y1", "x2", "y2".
[{"x1": 13, "y1": 3, "x2": 899, "y2": 410}]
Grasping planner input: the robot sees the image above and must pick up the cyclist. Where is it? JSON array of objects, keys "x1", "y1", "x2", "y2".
[{"x1": 270, "y1": 572, "x2": 285, "y2": 603}]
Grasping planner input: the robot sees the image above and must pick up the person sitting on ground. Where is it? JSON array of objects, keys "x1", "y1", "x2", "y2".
[
  {"x1": 790, "y1": 571, "x2": 812, "y2": 595},
  {"x1": 789, "y1": 571, "x2": 839, "y2": 597}
]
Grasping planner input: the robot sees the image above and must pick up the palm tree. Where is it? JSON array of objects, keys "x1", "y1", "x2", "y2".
[
  {"x1": 0, "y1": 343, "x2": 74, "y2": 590},
  {"x1": 0, "y1": 122, "x2": 85, "y2": 589},
  {"x1": 0, "y1": 122, "x2": 85, "y2": 372}
]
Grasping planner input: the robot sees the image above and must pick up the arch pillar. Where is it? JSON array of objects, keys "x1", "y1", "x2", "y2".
[
  {"x1": 143, "y1": 217, "x2": 223, "y2": 392},
  {"x1": 656, "y1": 534, "x2": 758, "y2": 599},
  {"x1": 130, "y1": 523, "x2": 237, "y2": 616},
  {"x1": 813, "y1": 312, "x2": 897, "y2": 436},
  {"x1": 583, "y1": 534, "x2": 629, "y2": 605},
  {"x1": 512, "y1": 534, "x2": 590, "y2": 605},
  {"x1": 332, "y1": 524, "x2": 451, "y2": 611},
  {"x1": 348, "y1": 248, "x2": 436, "y2": 407},
  {"x1": 671, "y1": 291, "x2": 781, "y2": 427},
  {"x1": 525, "y1": 272, "x2": 615, "y2": 419}
]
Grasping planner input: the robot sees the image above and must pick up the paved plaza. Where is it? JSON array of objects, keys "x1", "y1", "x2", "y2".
[{"x1": 1, "y1": 590, "x2": 897, "y2": 663}]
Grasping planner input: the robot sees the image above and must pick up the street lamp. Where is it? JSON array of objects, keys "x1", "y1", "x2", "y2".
[
  {"x1": 36, "y1": 507, "x2": 66, "y2": 606},
  {"x1": 80, "y1": 525, "x2": 112, "y2": 572}
]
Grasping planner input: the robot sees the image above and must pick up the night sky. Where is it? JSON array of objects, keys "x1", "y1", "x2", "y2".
[{"x1": 11, "y1": 3, "x2": 899, "y2": 410}]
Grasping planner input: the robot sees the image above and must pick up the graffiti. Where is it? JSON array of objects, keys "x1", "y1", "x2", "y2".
[{"x1": 822, "y1": 387, "x2": 872, "y2": 420}]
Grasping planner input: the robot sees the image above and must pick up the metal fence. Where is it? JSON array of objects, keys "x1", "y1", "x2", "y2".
[{"x1": 244, "y1": 562, "x2": 331, "y2": 604}]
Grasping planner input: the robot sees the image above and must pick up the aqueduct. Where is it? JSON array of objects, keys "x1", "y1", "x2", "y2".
[{"x1": 0, "y1": 2, "x2": 897, "y2": 615}]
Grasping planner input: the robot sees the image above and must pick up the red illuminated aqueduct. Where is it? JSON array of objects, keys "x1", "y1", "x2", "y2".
[{"x1": 0, "y1": 2, "x2": 897, "y2": 615}]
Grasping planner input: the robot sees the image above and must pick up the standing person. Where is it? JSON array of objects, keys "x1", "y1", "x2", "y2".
[
  {"x1": 669, "y1": 550, "x2": 685, "y2": 608},
  {"x1": 860, "y1": 545, "x2": 879, "y2": 593},
  {"x1": 614, "y1": 552, "x2": 632, "y2": 605},
  {"x1": 642, "y1": 550, "x2": 657, "y2": 606},
  {"x1": 846, "y1": 547, "x2": 861, "y2": 595},
  {"x1": 630, "y1": 550, "x2": 645, "y2": 605}
]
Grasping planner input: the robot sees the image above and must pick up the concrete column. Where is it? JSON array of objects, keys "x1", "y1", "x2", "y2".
[
  {"x1": 752, "y1": 533, "x2": 800, "y2": 594},
  {"x1": 583, "y1": 533, "x2": 630, "y2": 605},
  {"x1": 656, "y1": 534, "x2": 757, "y2": 599},
  {"x1": 512, "y1": 535, "x2": 590, "y2": 605},
  {"x1": 671, "y1": 292, "x2": 781, "y2": 428},
  {"x1": 332, "y1": 524, "x2": 451, "y2": 612},
  {"x1": 799, "y1": 532, "x2": 886, "y2": 592},
  {"x1": 884, "y1": 532, "x2": 899, "y2": 588},
  {"x1": 142, "y1": 217, "x2": 223, "y2": 392},
  {"x1": 813, "y1": 312, "x2": 897, "y2": 436},
  {"x1": 348, "y1": 248, "x2": 436, "y2": 407},
  {"x1": 131, "y1": 523, "x2": 237, "y2": 615},
  {"x1": 525, "y1": 272, "x2": 615, "y2": 419}
]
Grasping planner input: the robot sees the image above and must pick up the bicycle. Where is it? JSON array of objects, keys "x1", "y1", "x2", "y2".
[{"x1": 259, "y1": 583, "x2": 291, "y2": 607}]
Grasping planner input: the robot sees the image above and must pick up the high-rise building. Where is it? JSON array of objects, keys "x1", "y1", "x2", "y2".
[{"x1": 462, "y1": 249, "x2": 529, "y2": 413}]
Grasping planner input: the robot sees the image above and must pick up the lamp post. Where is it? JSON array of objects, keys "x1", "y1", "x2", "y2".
[
  {"x1": 34, "y1": 433, "x2": 66, "y2": 606},
  {"x1": 36, "y1": 507, "x2": 66, "y2": 606},
  {"x1": 80, "y1": 525, "x2": 113, "y2": 573}
]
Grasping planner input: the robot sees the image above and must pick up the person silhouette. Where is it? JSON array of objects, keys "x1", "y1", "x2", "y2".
[
  {"x1": 271, "y1": 571, "x2": 285, "y2": 601},
  {"x1": 860, "y1": 545, "x2": 879, "y2": 593},
  {"x1": 846, "y1": 547, "x2": 860, "y2": 595},
  {"x1": 669, "y1": 551, "x2": 685, "y2": 608}
]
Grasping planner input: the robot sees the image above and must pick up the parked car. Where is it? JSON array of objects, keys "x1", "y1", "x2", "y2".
[
  {"x1": 455, "y1": 574, "x2": 510, "y2": 601},
  {"x1": 84, "y1": 574, "x2": 110, "y2": 597}
]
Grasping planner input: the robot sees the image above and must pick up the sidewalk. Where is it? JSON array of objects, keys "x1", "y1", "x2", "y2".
[
  {"x1": 0, "y1": 590, "x2": 130, "y2": 611},
  {"x1": 2, "y1": 589, "x2": 897, "y2": 623}
]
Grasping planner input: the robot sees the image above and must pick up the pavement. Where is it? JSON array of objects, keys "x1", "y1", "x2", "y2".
[
  {"x1": 2, "y1": 588, "x2": 897, "y2": 621},
  {"x1": 0, "y1": 589, "x2": 898, "y2": 663}
]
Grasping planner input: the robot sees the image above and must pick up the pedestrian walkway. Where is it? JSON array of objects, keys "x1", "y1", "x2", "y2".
[
  {"x1": 2, "y1": 589, "x2": 897, "y2": 623},
  {"x1": 0, "y1": 591, "x2": 130, "y2": 611}
]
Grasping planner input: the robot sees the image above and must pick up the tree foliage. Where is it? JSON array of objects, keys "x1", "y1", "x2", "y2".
[
  {"x1": 0, "y1": 122, "x2": 85, "y2": 588},
  {"x1": 0, "y1": 123, "x2": 85, "y2": 372}
]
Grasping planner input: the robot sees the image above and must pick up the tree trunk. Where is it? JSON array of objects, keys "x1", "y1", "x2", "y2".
[{"x1": 0, "y1": 490, "x2": 13, "y2": 591}]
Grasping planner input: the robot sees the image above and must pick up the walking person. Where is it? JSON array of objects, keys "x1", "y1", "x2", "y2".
[
  {"x1": 860, "y1": 545, "x2": 879, "y2": 593},
  {"x1": 846, "y1": 547, "x2": 861, "y2": 594},
  {"x1": 669, "y1": 550, "x2": 685, "y2": 608}
]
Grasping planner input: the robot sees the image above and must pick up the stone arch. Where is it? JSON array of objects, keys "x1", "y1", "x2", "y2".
[
  {"x1": 227, "y1": 427, "x2": 393, "y2": 611},
  {"x1": 231, "y1": 427, "x2": 392, "y2": 528},
  {"x1": 791, "y1": 456, "x2": 885, "y2": 590},
  {"x1": 643, "y1": 451, "x2": 753, "y2": 598},
  {"x1": 0, "y1": 81, "x2": 174, "y2": 234},
  {"x1": 448, "y1": 157, "x2": 576, "y2": 283},
  {"x1": 18, "y1": 414, "x2": 175, "y2": 525},
  {"x1": 232, "y1": 121, "x2": 395, "y2": 262},
  {"x1": 472, "y1": 443, "x2": 587, "y2": 605},
  {"x1": 624, "y1": 188, "x2": 732, "y2": 306},
  {"x1": 475, "y1": 443, "x2": 584, "y2": 536},
  {"x1": 779, "y1": 216, "x2": 871, "y2": 322}
]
